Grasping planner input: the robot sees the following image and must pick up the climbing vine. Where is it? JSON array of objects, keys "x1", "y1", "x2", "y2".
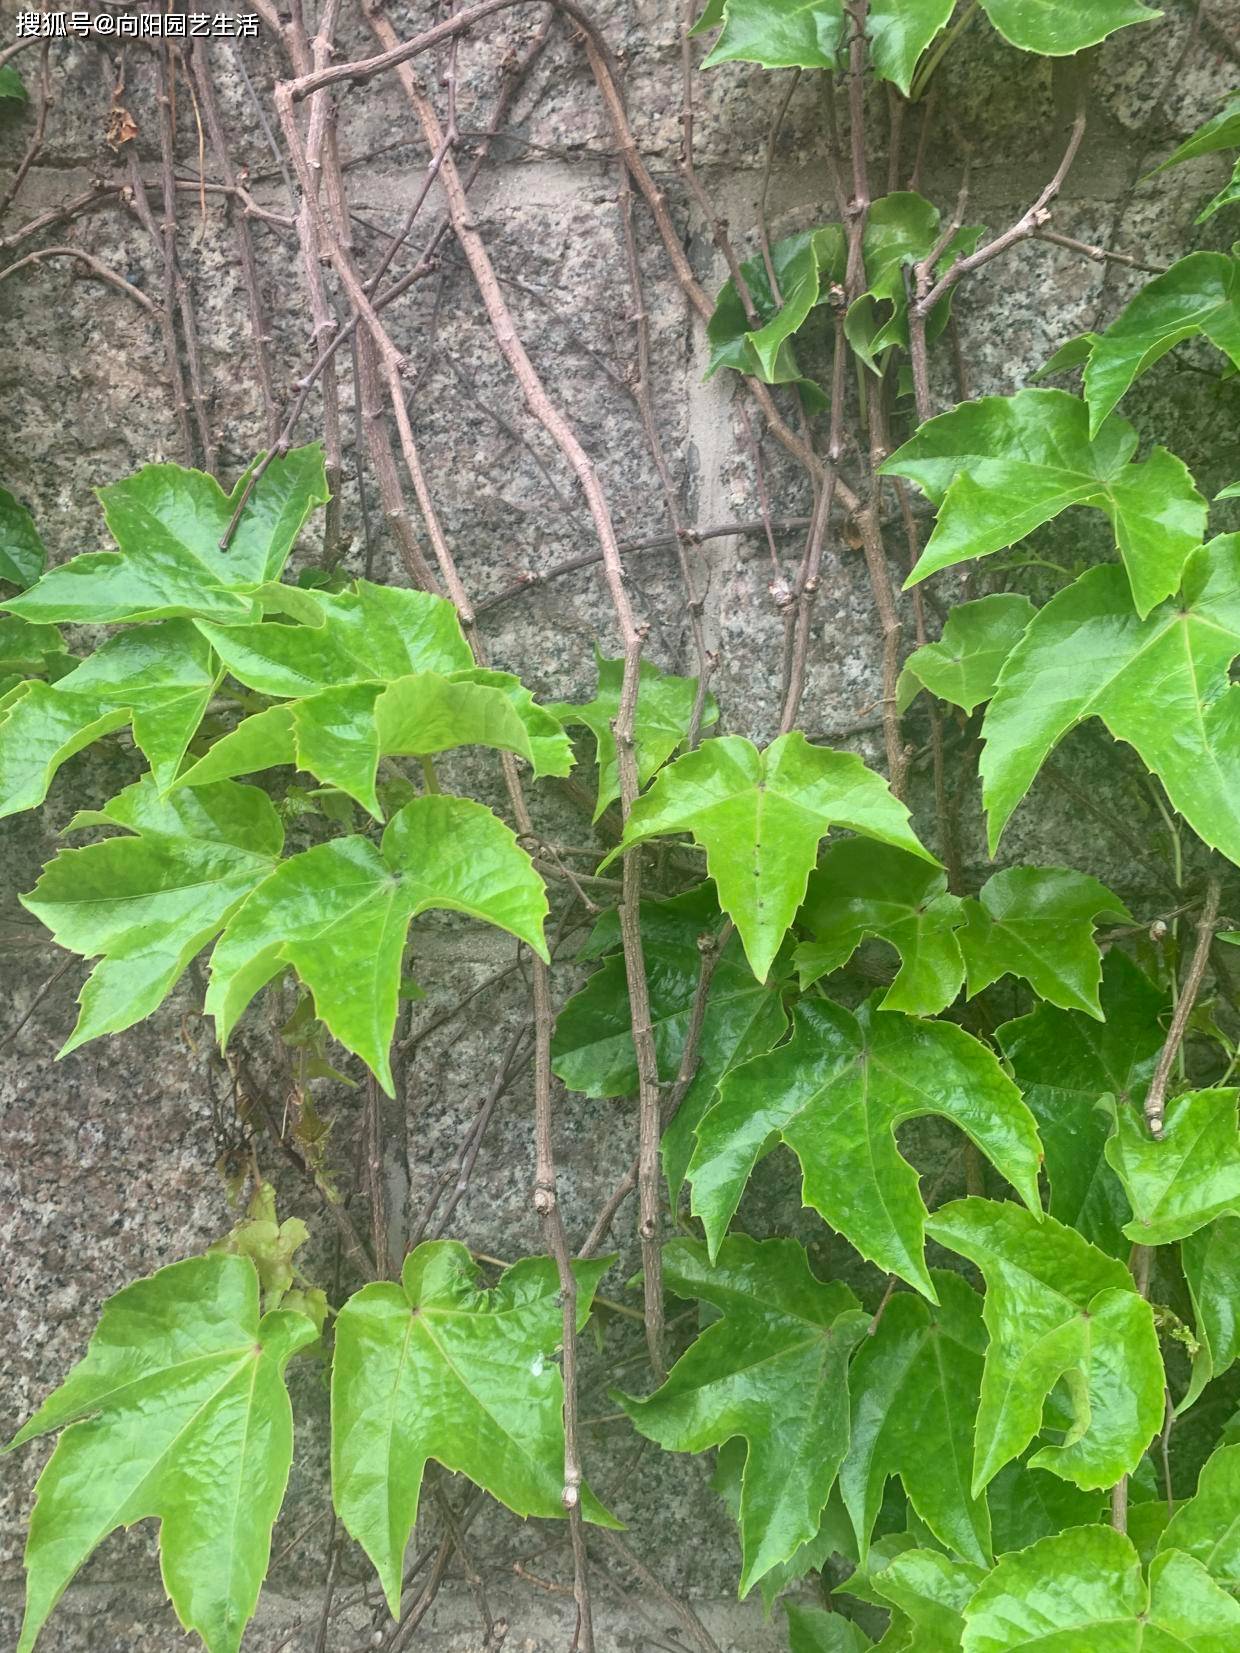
[{"x1": 3, "y1": 2, "x2": 1240, "y2": 1651}]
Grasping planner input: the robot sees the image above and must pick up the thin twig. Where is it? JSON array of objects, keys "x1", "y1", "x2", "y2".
[{"x1": 1144, "y1": 878, "x2": 1221, "y2": 1137}]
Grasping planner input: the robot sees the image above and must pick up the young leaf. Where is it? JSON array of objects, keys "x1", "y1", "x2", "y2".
[
  {"x1": 882, "y1": 388, "x2": 1207, "y2": 617},
  {"x1": 598, "y1": 732, "x2": 936, "y2": 983},
  {"x1": 3, "y1": 446, "x2": 329, "y2": 625},
  {"x1": 1083, "y1": 252, "x2": 1240, "y2": 432},
  {"x1": 194, "y1": 579, "x2": 472, "y2": 694},
  {"x1": 615, "y1": 1236, "x2": 868, "y2": 1598},
  {"x1": 997, "y1": 951, "x2": 1162, "y2": 1257},
  {"x1": 896, "y1": 593, "x2": 1036, "y2": 715},
  {"x1": 926, "y1": 1198, "x2": 1164, "y2": 1492},
  {"x1": 4, "y1": 1252, "x2": 319, "y2": 1653},
  {"x1": 866, "y1": 0, "x2": 954, "y2": 96},
  {"x1": 1152, "y1": 95, "x2": 1240, "y2": 175},
  {"x1": 960, "y1": 1528, "x2": 1240, "y2": 1652},
  {"x1": 1199, "y1": 157, "x2": 1240, "y2": 222},
  {"x1": 21, "y1": 778, "x2": 283, "y2": 1054},
  {"x1": 706, "y1": 226, "x2": 844, "y2": 389},
  {"x1": 330, "y1": 1241, "x2": 616, "y2": 1617},
  {"x1": 547, "y1": 885, "x2": 789, "y2": 1195},
  {"x1": 845, "y1": 193, "x2": 983, "y2": 374},
  {"x1": 848, "y1": 1548, "x2": 987, "y2": 1649},
  {"x1": 839, "y1": 1272, "x2": 992, "y2": 1565},
  {"x1": 956, "y1": 866, "x2": 1131, "y2": 1018},
  {"x1": 701, "y1": 0, "x2": 845, "y2": 71},
  {"x1": 1157, "y1": 1442, "x2": 1240, "y2": 1587},
  {"x1": 785, "y1": 1602, "x2": 873, "y2": 1652},
  {"x1": 1104, "y1": 1089, "x2": 1240, "y2": 1245},
  {"x1": 1181, "y1": 1215, "x2": 1240, "y2": 1408},
  {"x1": 793, "y1": 839, "x2": 966, "y2": 1015},
  {"x1": 206, "y1": 794, "x2": 548, "y2": 1094},
  {"x1": 0, "y1": 484, "x2": 45, "y2": 588},
  {"x1": 0, "y1": 615, "x2": 68, "y2": 688},
  {"x1": 546, "y1": 651, "x2": 718, "y2": 820},
  {"x1": 979, "y1": 536, "x2": 1240, "y2": 862},
  {"x1": 979, "y1": 0, "x2": 1159, "y2": 56},
  {"x1": 0, "y1": 64, "x2": 28, "y2": 105},
  {"x1": 688, "y1": 997, "x2": 1042, "y2": 1295}
]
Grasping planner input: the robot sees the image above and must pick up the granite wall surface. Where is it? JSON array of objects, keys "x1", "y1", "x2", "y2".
[{"x1": 2, "y1": 1, "x2": 1239, "y2": 1647}]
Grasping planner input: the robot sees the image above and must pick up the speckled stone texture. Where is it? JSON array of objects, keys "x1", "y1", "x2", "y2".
[{"x1": 2, "y1": 0, "x2": 1239, "y2": 1647}]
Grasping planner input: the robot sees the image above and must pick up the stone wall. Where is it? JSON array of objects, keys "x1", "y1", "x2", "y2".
[{"x1": 2, "y1": 2, "x2": 1239, "y2": 1648}]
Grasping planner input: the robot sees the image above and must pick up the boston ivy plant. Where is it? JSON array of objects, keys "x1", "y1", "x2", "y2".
[{"x1": 5, "y1": 1, "x2": 1240, "y2": 1650}]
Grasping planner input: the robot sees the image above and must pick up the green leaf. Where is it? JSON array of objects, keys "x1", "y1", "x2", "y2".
[
  {"x1": 846, "y1": 195, "x2": 983, "y2": 375},
  {"x1": 979, "y1": 0, "x2": 1160, "y2": 56},
  {"x1": 22, "y1": 778, "x2": 283, "y2": 1055},
  {"x1": 957, "y1": 867, "x2": 1131, "y2": 1018},
  {"x1": 979, "y1": 536, "x2": 1240, "y2": 862},
  {"x1": 182, "y1": 671, "x2": 569, "y2": 817},
  {"x1": 330, "y1": 1240, "x2": 615, "y2": 1617},
  {"x1": 786, "y1": 1602, "x2": 874, "y2": 1652},
  {"x1": 701, "y1": 0, "x2": 845, "y2": 70},
  {"x1": 1035, "y1": 331, "x2": 1102, "y2": 379},
  {"x1": 961, "y1": 1528, "x2": 1240, "y2": 1652},
  {"x1": 1158, "y1": 1442, "x2": 1240, "y2": 1587},
  {"x1": 689, "y1": 0, "x2": 725, "y2": 35},
  {"x1": 0, "y1": 484, "x2": 45, "y2": 587},
  {"x1": 0, "y1": 65, "x2": 28, "y2": 104},
  {"x1": 3, "y1": 446, "x2": 329, "y2": 625},
  {"x1": 854, "y1": 1548, "x2": 987, "y2": 1650},
  {"x1": 206, "y1": 794, "x2": 548, "y2": 1094},
  {"x1": 547, "y1": 652, "x2": 718, "y2": 820},
  {"x1": 793, "y1": 840, "x2": 965, "y2": 1015},
  {"x1": 598, "y1": 732, "x2": 935, "y2": 983},
  {"x1": 897, "y1": 594, "x2": 1036, "y2": 715},
  {"x1": 997, "y1": 952, "x2": 1163, "y2": 1257},
  {"x1": 4, "y1": 1252, "x2": 318, "y2": 1653},
  {"x1": 867, "y1": 0, "x2": 955, "y2": 96},
  {"x1": 985, "y1": 1458, "x2": 1108, "y2": 1552},
  {"x1": 0, "y1": 615, "x2": 68, "y2": 681},
  {"x1": 883, "y1": 388, "x2": 1208, "y2": 618},
  {"x1": 713, "y1": 1442, "x2": 854, "y2": 1612},
  {"x1": 616, "y1": 1236, "x2": 867, "y2": 1598},
  {"x1": 0, "y1": 685, "x2": 129, "y2": 819},
  {"x1": 1199, "y1": 155, "x2": 1240, "y2": 222},
  {"x1": 548, "y1": 884, "x2": 789, "y2": 1196},
  {"x1": 1104, "y1": 1089, "x2": 1240, "y2": 1245},
  {"x1": 1153, "y1": 97, "x2": 1240, "y2": 175},
  {"x1": 1083, "y1": 253, "x2": 1240, "y2": 433},
  {"x1": 706, "y1": 227, "x2": 845, "y2": 389},
  {"x1": 1181, "y1": 1216, "x2": 1240, "y2": 1408},
  {"x1": 194, "y1": 579, "x2": 472, "y2": 694},
  {"x1": 926, "y1": 1198, "x2": 1165, "y2": 1492},
  {"x1": 840, "y1": 1272, "x2": 991, "y2": 1565},
  {"x1": 689, "y1": 997, "x2": 1042, "y2": 1294}
]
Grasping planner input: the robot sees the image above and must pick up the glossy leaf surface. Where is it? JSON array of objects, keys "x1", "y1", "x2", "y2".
[
  {"x1": 897, "y1": 593, "x2": 1035, "y2": 715},
  {"x1": 1104, "y1": 1089, "x2": 1240, "y2": 1244},
  {"x1": 599, "y1": 732, "x2": 935, "y2": 983},
  {"x1": 793, "y1": 839, "x2": 965, "y2": 1014},
  {"x1": 926, "y1": 1199, "x2": 1164, "y2": 1492},
  {"x1": 997, "y1": 952, "x2": 1162, "y2": 1257},
  {"x1": 957, "y1": 867, "x2": 1130, "y2": 1017},
  {"x1": 1158, "y1": 1442, "x2": 1240, "y2": 1587},
  {"x1": 206, "y1": 794, "x2": 548, "y2": 1093},
  {"x1": 0, "y1": 484, "x2": 45, "y2": 588},
  {"x1": 786, "y1": 1602, "x2": 873, "y2": 1652},
  {"x1": 616, "y1": 1236, "x2": 867, "y2": 1597},
  {"x1": 22, "y1": 778, "x2": 282, "y2": 1054},
  {"x1": 1181, "y1": 1215, "x2": 1240, "y2": 1407},
  {"x1": 961, "y1": 1528, "x2": 1240, "y2": 1652},
  {"x1": 706, "y1": 226, "x2": 844, "y2": 387},
  {"x1": 854, "y1": 1548, "x2": 986, "y2": 1650},
  {"x1": 331, "y1": 1241, "x2": 614, "y2": 1616},
  {"x1": 701, "y1": 0, "x2": 845, "y2": 70},
  {"x1": 689, "y1": 997, "x2": 1042, "y2": 1293},
  {"x1": 3, "y1": 446, "x2": 329, "y2": 624},
  {"x1": 979, "y1": 537, "x2": 1240, "y2": 861},
  {"x1": 883, "y1": 388, "x2": 1207, "y2": 617},
  {"x1": 547, "y1": 652, "x2": 717, "y2": 819},
  {"x1": 980, "y1": 0, "x2": 1158, "y2": 55},
  {"x1": 5, "y1": 1253, "x2": 318, "y2": 1653},
  {"x1": 840, "y1": 1272, "x2": 991, "y2": 1565}
]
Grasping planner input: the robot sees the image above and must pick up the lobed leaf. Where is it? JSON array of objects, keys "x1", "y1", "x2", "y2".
[
  {"x1": 883, "y1": 388, "x2": 1207, "y2": 618},
  {"x1": 897, "y1": 593, "x2": 1035, "y2": 715},
  {"x1": 689, "y1": 996, "x2": 1042, "y2": 1295},
  {"x1": 615, "y1": 1235, "x2": 867, "y2": 1598},
  {"x1": 3, "y1": 446, "x2": 329, "y2": 625},
  {"x1": 926, "y1": 1198, "x2": 1165, "y2": 1492},
  {"x1": 4, "y1": 1252, "x2": 319, "y2": 1653},
  {"x1": 599, "y1": 732, "x2": 935, "y2": 983},
  {"x1": 849, "y1": 1547, "x2": 986, "y2": 1649},
  {"x1": 701, "y1": 0, "x2": 845, "y2": 71},
  {"x1": 785, "y1": 1602, "x2": 873, "y2": 1652},
  {"x1": 1157, "y1": 1441, "x2": 1240, "y2": 1587},
  {"x1": 206, "y1": 794, "x2": 548, "y2": 1094},
  {"x1": 22, "y1": 777, "x2": 283, "y2": 1054},
  {"x1": 979, "y1": 535, "x2": 1240, "y2": 862},
  {"x1": 331, "y1": 1241, "x2": 615, "y2": 1617},
  {"x1": 1104, "y1": 1089, "x2": 1240, "y2": 1245}
]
